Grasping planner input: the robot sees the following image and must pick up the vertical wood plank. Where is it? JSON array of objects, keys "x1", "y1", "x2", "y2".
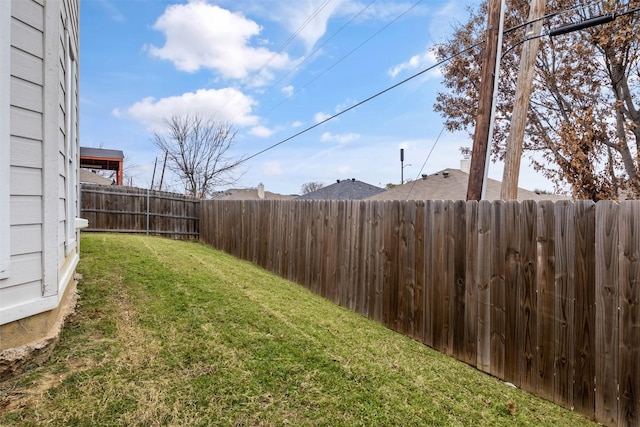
[
  {"x1": 573, "y1": 201, "x2": 596, "y2": 418},
  {"x1": 453, "y1": 200, "x2": 467, "y2": 361},
  {"x1": 595, "y1": 200, "x2": 619, "y2": 426},
  {"x1": 403, "y1": 201, "x2": 417, "y2": 337},
  {"x1": 443, "y1": 200, "x2": 455, "y2": 356},
  {"x1": 504, "y1": 200, "x2": 521, "y2": 385},
  {"x1": 536, "y1": 200, "x2": 555, "y2": 401},
  {"x1": 371, "y1": 201, "x2": 384, "y2": 323},
  {"x1": 519, "y1": 200, "x2": 538, "y2": 393},
  {"x1": 477, "y1": 200, "x2": 492, "y2": 373},
  {"x1": 554, "y1": 200, "x2": 575, "y2": 407},
  {"x1": 491, "y1": 200, "x2": 506, "y2": 379},
  {"x1": 384, "y1": 200, "x2": 400, "y2": 331},
  {"x1": 465, "y1": 200, "x2": 479, "y2": 367},
  {"x1": 396, "y1": 201, "x2": 407, "y2": 334},
  {"x1": 423, "y1": 200, "x2": 435, "y2": 348},
  {"x1": 414, "y1": 200, "x2": 425, "y2": 343},
  {"x1": 432, "y1": 200, "x2": 445, "y2": 352},
  {"x1": 619, "y1": 201, "x2": 640, "y2": 426}
]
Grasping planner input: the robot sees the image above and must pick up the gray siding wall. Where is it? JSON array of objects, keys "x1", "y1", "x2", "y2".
[{"x1": 0, "y1": 0, "x2": 80, "y2": 325}]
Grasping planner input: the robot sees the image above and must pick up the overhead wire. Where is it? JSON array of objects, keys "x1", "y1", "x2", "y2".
[
  {"x1": 209, "y1": 0, "x2": 335, "y2": 118},
  {"x1": 243, "y1": 0, "x2": 630, "y2": 165},
  {"x1": 403, "y1": 126, "x2": 445, "y2": 200},
  {"x1": 242, "y1": 40, "x2": 484, "y2": 163},
  {"x1": 256, "y1": 0, "x2": 378, "y2": 115}
]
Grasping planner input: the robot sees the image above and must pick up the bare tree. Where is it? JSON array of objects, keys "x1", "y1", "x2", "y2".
[
  {"x1": 301, "y1": 181, "x2": 324, "y2": 194},
  {"x1": 153, "y1": 115, "x2": 244, "y2": 197}
]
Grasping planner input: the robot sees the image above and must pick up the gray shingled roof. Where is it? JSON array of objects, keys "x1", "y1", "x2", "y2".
[
  {"x1": 366, "y1": 169, "x2": 570, "y2": 201},
  {"x1": 297, "y1": 179, "x2": 385, "y2": 200},
  {"x1": 80, "y1": 146, "x2": 124, "y2": 159}
]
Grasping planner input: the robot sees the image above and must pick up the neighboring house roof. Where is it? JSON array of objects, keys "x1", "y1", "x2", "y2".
[
  {"x1": 210, "y1": 184, "x2": 296, "y2": 200},
  {"x1": 367, "y1": 168, "x2": 570, "y2": 201},
  {"x1": 79, "y1": 146, "x2": 124, "y2": 185},
  {"x1": 297, "y1": 179, "x2": 385, "y2": 200},
  {"x1": 80, "y1": 169, "x2": 114, "y2": 185},
  {"x1": 79, "y1": 146, "x2": 124, "y2": 159}
]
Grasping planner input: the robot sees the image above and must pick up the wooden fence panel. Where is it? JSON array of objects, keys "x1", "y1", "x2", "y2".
[
  {"x1": 443, "y1": 200, "x2": 455, "y2": 356},
  {"x1": 554, "y1": 201, "x2": 575, "y2": 407},
  {"x1": 536, "y1": 200, "x2": 555, "y2": 401},
  {"x1": 414, "y1": 201, "x2": 426, "y2": 343},
  {"x1": 574, "y1": 201, "x2": 596, "y2": 417},
  {"x1": 370, "y1": 201, "x2": 384, "y2": 323},
  {"x1": 422, "y1": 200, "x2": 435, "y2": 348},
  {"x1": 431, "y1": 200, "x2": 446, "y2": 353},
  {"x1": 504, "y1": 201, "x2": 521, "y2": 386},
  {"x1": 80, "y1": 184, "x2": 199, "y2": 238},
  {"x1": 476, "y1": 200, "x2": 492, "y2": 373},
  {"x1": 464, "y1": 200, "x2": 478, "y2": 367},
  {"x1": 595, "y1": 201, "x2": 619, "y2": 425},
  {"x1": 383, "y1": 201, "x2": 400, "y2": 331},
  {"x1": 197, "y1": 199, "x2": 640, "y2": 427},
  {"x1": 619, "y1": 202, "x2": 640, "y2": 426},
  {"x1": 452, "y1": 200, "x2": 467, "y2": 361},
  {"x1": 519, "y1": 200, "x2": 538, "y2": 393},
  {"x1": 490, "y1": 200, "x2": 506, "y2": 380}
]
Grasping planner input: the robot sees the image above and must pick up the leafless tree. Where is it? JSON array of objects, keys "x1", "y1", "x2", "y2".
[
  {"x1": 153, "y1": 115, "x2": 245, "y2": 197},
  {"x1": 301, "y1": 181, "x2": 324, "y2": 194}
]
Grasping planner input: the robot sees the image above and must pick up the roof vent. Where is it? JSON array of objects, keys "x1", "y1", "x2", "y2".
[
  {"x1": 351, "y1": 178, "x2": 355, "y2": 182},
  {"x1": 337, "y1": 179, "x2": 341, "y2": 183},
  {"x1": 443, "y1": 171, "x2": 450, "y2": 178},
  {"x1": 421, "y1": 174, "x2": 428, "y2": 180}
]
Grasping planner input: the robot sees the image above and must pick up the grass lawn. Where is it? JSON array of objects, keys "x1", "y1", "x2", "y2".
[{"x1": 0, "y1": 234, "x2": 594, "y2": 426}]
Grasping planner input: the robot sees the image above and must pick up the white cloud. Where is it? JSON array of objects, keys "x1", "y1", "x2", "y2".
[
  {"x1": 148, "y1": 2, "x2": 294, "y2": 85},
  {"x1": 281, "y1": 85, "x2": 294, "y2": 98},
  {"x1": 249, "y1": 125, "x2": 274, "y2": 137},
  {"x1": 274, "y1": 0, "x2": 346, "y2": 51},
  {"x1": 321, "y1": 131, "x2": 360, "y2": 144},
  {"x1": 314, "y1": 112, "x2": 331, "y2": 123},
  {"x1": 388, "y1": 49, "x2": 440, "y2": 79},
  {"x1": 266, "y1": 1, "x2": 424, "y2": 51},
  {"x1": 291, "y1": 120, "x2": 303, "y2": 128},
  {"x1": 119, "y1": 88, "x2": 260, "y2": 130}
]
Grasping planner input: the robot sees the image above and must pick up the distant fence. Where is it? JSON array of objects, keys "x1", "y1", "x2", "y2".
[
  {"x1": 80, "y1": 184, "x2": 199, "y2": 239},
  {"x1": 200, "y1": 199, "x2": 640, "y2": 427}
]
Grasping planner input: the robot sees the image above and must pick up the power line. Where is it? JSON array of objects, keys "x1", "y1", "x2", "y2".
[
  {"x1": 403, "y1": 126, "x2": 445, "y2": 200},
  {"x1": 243, "y1": 40, "x2": 483, "y2": 163},
  {"x1": 244, "y1": 0, "x2": 378, "y2": 117},
  {"x1": 243, "y1": 0, "x2": 625, "y2": 164}
]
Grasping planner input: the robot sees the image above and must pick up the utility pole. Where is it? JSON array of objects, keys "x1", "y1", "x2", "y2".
[
  {"x1": 466, "y1": 0, "x2": 504, "y2": 201},
  {"x1": 400, "y1": 148, "x2": 405, "y2": 185},
  {"x1": 501, "y1": 0, "x2": 546, "y2": 200}
]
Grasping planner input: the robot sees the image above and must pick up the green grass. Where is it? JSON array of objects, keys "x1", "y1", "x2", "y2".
[{"x1": 0, "y1": 234, "x2": 594, "y2": 426}]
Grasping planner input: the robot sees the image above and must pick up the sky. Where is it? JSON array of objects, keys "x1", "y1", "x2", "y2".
[{"x1": 80, "y1": 0, "x2": 558, "y2": 196}]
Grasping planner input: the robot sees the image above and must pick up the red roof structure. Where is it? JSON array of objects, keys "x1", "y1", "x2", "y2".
[{"x1": 80, "y1": 147, "x2": 124, "y2": 185}]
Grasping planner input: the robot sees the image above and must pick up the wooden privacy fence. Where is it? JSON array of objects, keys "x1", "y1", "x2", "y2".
[
  {"x1": 200, "y1": 199, "x2": 640, "y2": 427},
  {"x1": 80, "y1": 184, "x2": 199, "y2": 239}
]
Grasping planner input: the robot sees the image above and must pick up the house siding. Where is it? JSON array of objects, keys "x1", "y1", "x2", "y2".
[{"x1": 0, "y1": 0, "x2": 80, "y2": 344}]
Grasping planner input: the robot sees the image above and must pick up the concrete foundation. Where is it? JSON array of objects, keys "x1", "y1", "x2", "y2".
[{"x1": 0, "y1": 276, "x2": 79, "y2": 381}]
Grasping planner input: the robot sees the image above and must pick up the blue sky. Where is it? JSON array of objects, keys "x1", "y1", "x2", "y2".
[{"x1": 80, "y1": 0, "x2": 556, "y2": 195}]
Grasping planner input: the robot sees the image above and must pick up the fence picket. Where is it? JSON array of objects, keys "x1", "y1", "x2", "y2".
[{"x1": 619, "y1": 202, "x2": 640, "y2": 425}]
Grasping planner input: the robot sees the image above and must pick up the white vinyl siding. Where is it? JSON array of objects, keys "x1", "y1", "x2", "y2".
[
  {"x1": 1, "y1": 0, "x2": 80, "y2": 327},
  {"x1": 0, "y1": 0, "x2": 10, "y2": 279},
  {"x1": 64, "y1": 32, "x2": 77, "y2": 254}
]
